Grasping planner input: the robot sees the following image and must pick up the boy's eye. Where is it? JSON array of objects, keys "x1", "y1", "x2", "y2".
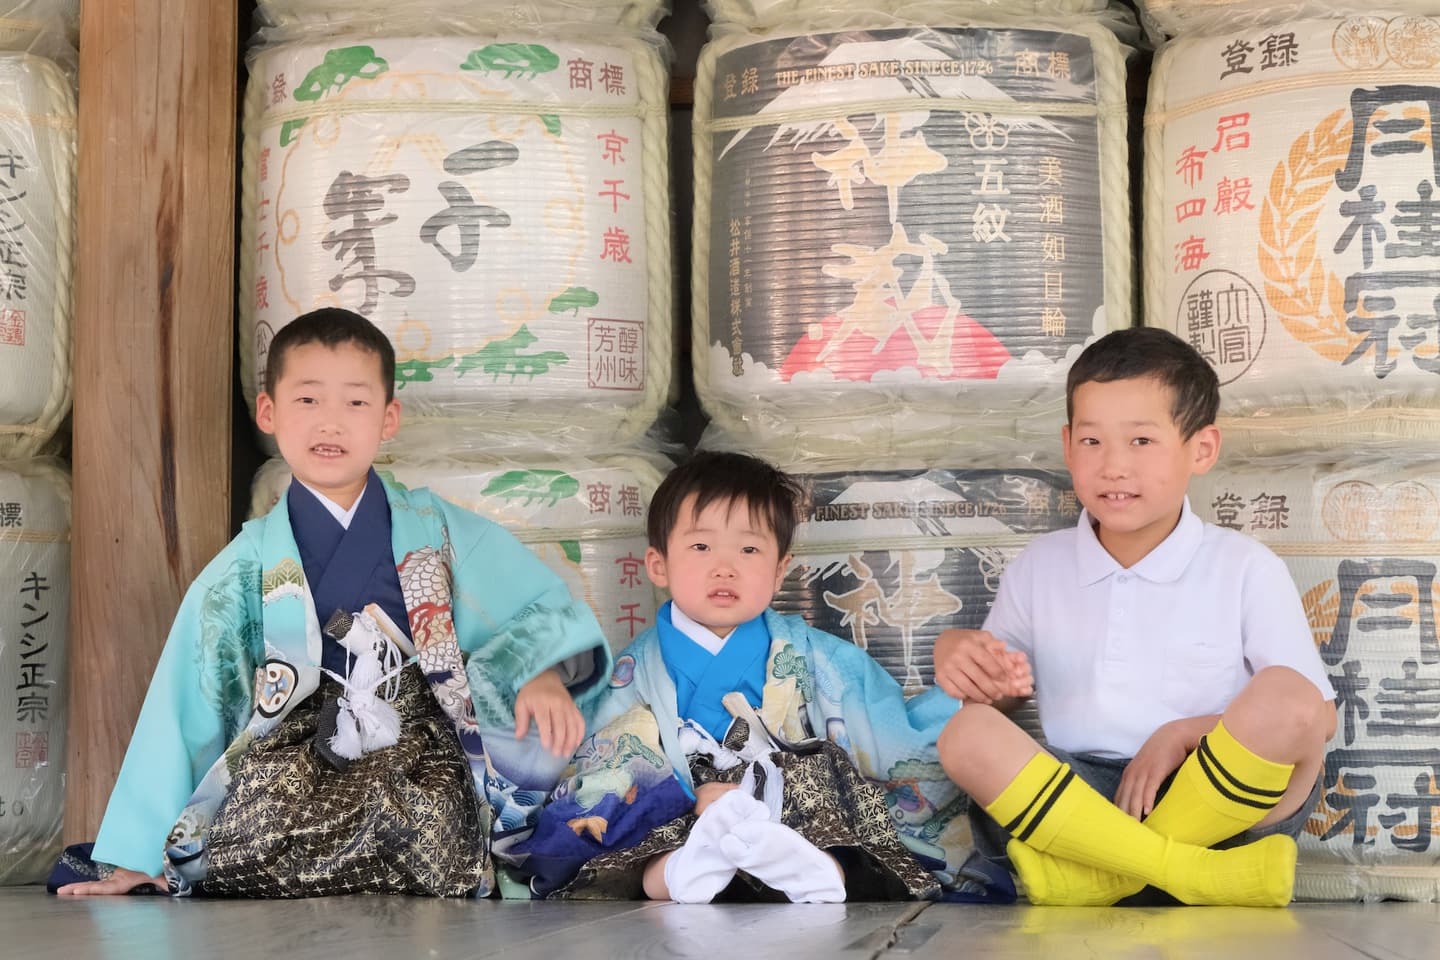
[
  {"x1": 689, "y1": 542, "x2": 709, "y2": 552},
  {"x1": 1079, "y1": 437, "x2": 1098, "y2": 446},
  {"x1": 349, "y1": 399, "x2": 369, "y2": 407},
  {"x1": 1132, "y1": 437, "x2": 1153, "y2": 446},
  {"x1": 741, "y1": 545, "x2": 760, "y2": 554}
]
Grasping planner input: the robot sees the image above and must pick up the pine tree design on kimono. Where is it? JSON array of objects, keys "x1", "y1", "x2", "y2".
[
  {"x1": 397, "y1": 545, "x2": 470, "y2": 723},
  {"x1": 770, "y1": 644, "x2": 815, "y2": 700},
  {"x1": 196, "y1": 557, "x2": 265, "y2": 727},
  {"x1": 562, "y1": 720, "x2": 671, "y2": 843}
]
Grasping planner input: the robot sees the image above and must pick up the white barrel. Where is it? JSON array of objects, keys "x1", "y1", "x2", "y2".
[
  {"x1": 0, "y1": 458, "x2": 69, "y2": 885},
  {"x1": 693, "y1": 16, "x2": 1131, "y2": 461},
  {"x1": 255, "y1": 1, "x2": 666, "y2": 31},
  {"x1": 706, "y1": 1, "x2": 1110, "y2": 31},
  {"x1": 0, "y1": 53, "x2": 73, "y2": 459},
  {"x1": 779, "y1": 465, "x2": 1075, "y2": 733},
  {"x1": 1140, "y1": 2, "x2": 1440, "y2": 40},
  {"x1": 1145, "y1": 15, "x2": 1440, "y2": 456},
  {"x1": 252, "y1": 455, "x2": 665, "y2": 654},
  {"x1": 239, "y1": 33, "x2": 671, "y2": 453},
  {"x1": 1192, "y1": 461, "x2": 1440, "y2": 901}
]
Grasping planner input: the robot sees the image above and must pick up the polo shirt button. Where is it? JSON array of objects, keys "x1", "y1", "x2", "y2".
[{"x1": 1117, "y1": 574, "x2": 1129, "y2": 584}]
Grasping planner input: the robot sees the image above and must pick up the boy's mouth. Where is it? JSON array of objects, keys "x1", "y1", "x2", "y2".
[
  {"x1": 310, "y1": 443, "x2": 346, "y2": 459},
  {"x1": 708, "y1": 589, "x2": 739, "y2": 602},
  {"x1": 1099, "y1": 492, "x2": 1138, "y2": 503}
]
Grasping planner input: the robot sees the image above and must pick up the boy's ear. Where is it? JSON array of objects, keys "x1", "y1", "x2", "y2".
[
  {"x1": 773, "y1": 554, "x2": 792, "y2": 591},
  {"x1": 644, "y1": 546, "x2": 668, "y2": 588},
  {"x1": 255, "y1": 392, "x2": 276, "y2": 435},
  {"x1": 381, "y1": 397, "x2": 401, "y2": 440},
  {"x1": 1190, "y1": 423, "x2": 1222, "y2": 475}
]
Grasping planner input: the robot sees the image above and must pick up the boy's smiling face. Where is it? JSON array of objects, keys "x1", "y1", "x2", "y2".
[
  {"x1": 255, "y1": 341, "x2": 400, "y2": 511},
  {"x1": 644, "y1": 493, "x2": 791, "y2": 639},
  {"x1": 1063, "y1": 375, "x2": 1220, "y2": 568}
]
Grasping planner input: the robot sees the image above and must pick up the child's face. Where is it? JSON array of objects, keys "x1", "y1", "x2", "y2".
[
  {"x1": 255, "y1": 341, "x2": 400, "y2": 510},
  {"x1": 644, "y1": 493, "x2": 790, "y2": 639},
  {"x1": 1063, "y1": 375, "x2": 1219, "y2": 566}
]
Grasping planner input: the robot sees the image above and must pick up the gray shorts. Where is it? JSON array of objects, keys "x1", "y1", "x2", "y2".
[{"x1": 969, "y1": 745, "x2": 1321, "y2": 903}]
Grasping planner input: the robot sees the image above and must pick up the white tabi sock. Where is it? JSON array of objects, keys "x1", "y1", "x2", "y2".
[
  {"x1": 664, "y1": 790, "x2": 770, "y2": 903},
  {"x1": 718, "y1": 819, "x2": 847, "y2": 903}
]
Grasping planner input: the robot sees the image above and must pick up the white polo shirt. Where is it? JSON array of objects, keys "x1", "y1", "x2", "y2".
[{"x1": 984, "y1": 498, "x2": 1335, "y2": 760}]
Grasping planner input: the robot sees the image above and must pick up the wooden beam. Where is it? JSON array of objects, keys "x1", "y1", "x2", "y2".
[{"x1": 67, "y1": 0, "x2": 237, "y2": 841}]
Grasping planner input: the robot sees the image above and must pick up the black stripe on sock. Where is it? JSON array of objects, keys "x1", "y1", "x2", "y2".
[
  {"x1": 1198, "y1": 736, "x2": 1288, "y2": 800},
  {"x1": 1196, "y1": 738, "x2": 1281, "y2": 810},
  {"x1": 1003, "y1": 766, "x2": 1064, "y2": 834},
  {"x1": 1016, "y1": 769, "x2": 1076, "y2": 843}
]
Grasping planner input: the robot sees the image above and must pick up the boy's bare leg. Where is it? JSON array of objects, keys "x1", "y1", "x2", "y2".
[
  {"x1": 1010, "y1": 667, "x2": 1332, "y2": 904},
  {"x1": 936, "y1": 702, "x2": 1046, "y2": 804}
]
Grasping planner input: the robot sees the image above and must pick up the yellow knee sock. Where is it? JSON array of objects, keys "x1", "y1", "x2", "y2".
[
  {"x1": 989, "y1": 750, "x2": 1295, "y2": 907},
  {"x1": 1008, "y1": 723, "x2": 1297, "y2": 905}
]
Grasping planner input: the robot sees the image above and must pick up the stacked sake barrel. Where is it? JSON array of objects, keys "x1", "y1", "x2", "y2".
[
  {"x1": 0, "y1": 48, "x2": 74, "y2": 460},
  {"x1": 1192, "y1": 463, "x2": 1440, "y2": 901},
  {"x1": 1139, "y1": 1, "x2": 1440, "y2": 40},
  {"x1": 0, "y1": 459, "x2": 69, "y2": 884},
  {"x1": 239, "y1": 5, "x2": 672, "y2": 455},
  {"x1": 776, "y1": 464, "x2": 1076, "y2": 707},
  {"x1": 252, "y1": 455, "x2": 664, "y2": 655},
  {"x1": 692, "y1": 0, "x2": 1133, "y2": 462},
  {"x1": 1144, "y1": 11, "x2": 1440, "y2": 457}
]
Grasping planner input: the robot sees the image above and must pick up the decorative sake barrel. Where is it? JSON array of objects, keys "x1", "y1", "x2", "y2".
[
  {"x1": 776, "y1": 465, "x2": 1077, "y2": 747},
  {"x1": 239, "y1": 33, "x2": 671, "y2": 453},
  {"x1": 1145, "y1": 15, "x2": 1440, "y2": 456},
  {"x1": 255, "y1": 1, "x2": 665, "y2": 30},
  {"x1": 693, "y1": 17, "x2": 1131, "y2": 460},
  {"x1": 251, "y1": 455, "x2": 664, "y2": 654},
  {"x1": 0, "y1": 2, "x2": 78, "y2": 54},
  {"x1": 1191, "y1": 461, "x2": 1440, "y2": 901},
  {"x1": 0, "y1": 54, "x2": 73, "y2": 460},
  {"x1": 0, "y1": 459, "x2": 69, "y2": 884},
  {"x1": 706, "y1": 1, "x2": 1109, "y2": 31},
  {"x1": 1140, "y1": 2, "x2": 1440, "y2": 40}
]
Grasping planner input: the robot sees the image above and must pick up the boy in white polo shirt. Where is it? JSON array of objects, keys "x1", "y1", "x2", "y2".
[{"x1": 933, "y1": 327, "x2": 1336, "y2": 907}]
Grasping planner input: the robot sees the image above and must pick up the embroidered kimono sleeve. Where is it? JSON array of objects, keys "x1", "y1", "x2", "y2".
[
  {"x1": 91, "y1": 546, "x2": 263, "y2": 875},
  {"x1": 440, "y1": 496, "x2": 609, "y2": 696}
]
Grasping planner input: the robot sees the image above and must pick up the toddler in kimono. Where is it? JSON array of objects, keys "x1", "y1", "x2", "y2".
[
  {"x1": 516, "y1": 452, "x2": 973, "y2": 903},
  {"x1": 55, "y1": 308, "x2": 611, "y2": 898}
]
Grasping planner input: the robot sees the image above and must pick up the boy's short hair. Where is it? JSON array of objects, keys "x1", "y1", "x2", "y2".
[
  {"x1": 263, "y1": 308, "x2": 397, "y2": 403},
  {"x1": 648, "y1": 451, "x2": 803, "y2": 557},
  {"x1": 1065, "y1": 327, "x2": 1219, "y2": 439}
]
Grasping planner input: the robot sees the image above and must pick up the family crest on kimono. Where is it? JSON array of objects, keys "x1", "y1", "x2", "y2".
[
  {"x1": 52, "y1": 309, "x2": 610, "y2": 899},
  {"x1": 934, "y1": 328, "x2": 1338, "y2": 909},
  {"x1": 516, "y1": 453, "x2": 996, "y2": 904}
]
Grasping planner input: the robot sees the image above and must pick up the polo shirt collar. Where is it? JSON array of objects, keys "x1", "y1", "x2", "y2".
[{"x1": 1075, "y1": 497, "x2": 1203, "y2": 586}]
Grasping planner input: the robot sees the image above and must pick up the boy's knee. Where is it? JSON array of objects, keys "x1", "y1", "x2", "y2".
[
  {"x1": 938, "y1": 704, "x2": 999, "y2": 773},
  {"x1": 1233, "y1": 667, "x2": 1332, "y2": 751}
]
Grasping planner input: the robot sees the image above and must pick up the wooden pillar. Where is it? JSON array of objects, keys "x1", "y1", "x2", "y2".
[{"x1": 66, "y1": 1, "x2": 237, "y2": 840}]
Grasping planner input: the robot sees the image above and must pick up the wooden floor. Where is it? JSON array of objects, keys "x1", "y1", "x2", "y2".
[{"x1": 5, "y1": 888, "x2": 1439, "y2": 959}]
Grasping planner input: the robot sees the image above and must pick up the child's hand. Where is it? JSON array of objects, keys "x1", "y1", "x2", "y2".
[
  {"x1": 514, "y1": 668, "x2": 585, "y2": 758},
  {"x1": 694, "y1": 782, "x2": 739, "y2": 816},
  {"x1": 1115, "y1": 721, "x2": 1191, "y2": 819},
  {"x1": 56, "y1": 867, "x2": 166, "y2": 896},
  {"x1": 933, "y1": 628, "x2": 1033, "y2": 704}
]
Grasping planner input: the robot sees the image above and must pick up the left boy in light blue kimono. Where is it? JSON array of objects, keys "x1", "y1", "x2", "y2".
[
  {"x1": 516, "y1": 453, "x2": 996, "y2": 903},
  {"x1": 55, "y1": 308, "x2": 610, "y2": 899}
]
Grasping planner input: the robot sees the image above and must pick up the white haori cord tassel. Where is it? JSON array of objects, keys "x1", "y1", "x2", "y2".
[{"x1": 322, "y1": 611, "x2": 408, "y2": 760}]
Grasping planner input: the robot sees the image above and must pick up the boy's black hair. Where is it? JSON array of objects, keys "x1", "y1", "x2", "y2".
[
  {"x1": 1065, "y1": 327, "x2": 1219, "y2": 439},
  {"x1": 263, "y1": 308, "x2": 397, "y2": 403},
  {"x1": 648, "y1": 451, "x2": 803, "y2": 557}
]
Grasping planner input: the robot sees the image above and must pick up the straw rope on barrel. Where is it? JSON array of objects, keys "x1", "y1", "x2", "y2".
[
  {"x1": 692, "y1": 14, "x2": 1131, "y2": 462},
  {"x1": 254, "y1": 1, "x2": 666, "y2": 31},
  {"x1": 1139, "y1": 1, "x2": 1440, "y2": 40},
  {"x1": 251, "y1": 454, "x2": 666, "y2": 654},
  {"x1": 1144, "y1": 14, "x2": 1440, "y2": 457},
  {"x1": 238, "y1": 31, "x2": 671, "y2": 454},
  {"x1": 705, "y1": 1, "x2": 1111, "y2": 33},
  {"x1": 1192, "y1": 461, "x2": 1440, "y2": 901},
  {"x1": 0, "y1": 458, "x2": 69, "y2": 885},
  {"x1": 776, "y1": 465, "x2": 1077, "y2": 743},
  {"x1": 0, "y1": 53, "x2": 72, "y2": 460}
]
